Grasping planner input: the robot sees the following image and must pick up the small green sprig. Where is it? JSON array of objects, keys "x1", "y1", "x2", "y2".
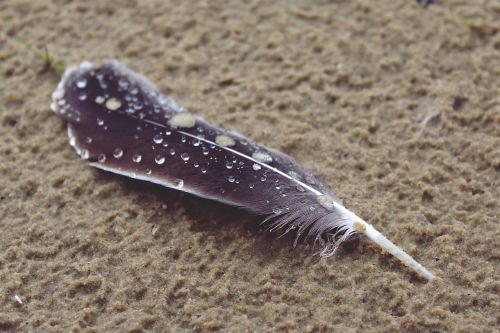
[
  {"x1": 451, "y1": 12, "x2": 486, "y2": 29},
  {"x1": 19, "y1": 39, "x2": 65, "y2": 73}
]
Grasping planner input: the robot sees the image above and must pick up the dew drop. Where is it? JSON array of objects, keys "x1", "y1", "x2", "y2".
[
  {"x1": 215, "y1": 135, "x2": 235, "y2": 147},
  {"x1": 95, "y1": 96, "x2": 105, "y2": 104},
  {"x1": 146, "y1": 169, "x2": 152, "y2": 175},
  {"x1": 169, "y1": 149, "x2": 176, "y2": 155},
  {"x1": 85, "y1": 137, "x2": 93, "y2": 144},
  {"x1": 181, "y1": 153, "x2": 190, "y2": 161},
  {"x1": 96, "y1": 118, "x2": 105, "y2": 126},
  {"x1": 260, "y1": 176, "x2": 267, "y2": 182},
  {"x1": 118, "y1": 78, "x2": 130, "y2": 89},
  {"x1": 165, "y1": 130, "x2": 172, "y2": 136},
  {"x1": 133, "y1": 101, "x2": 143, "y2": 110},
  {"x1": 201, "y1": 167, "x2": 207, "y2": 174},
  {"x1": 194, "y1": 163, "x2": 199, "y2": 168},
  {"x1": 132, "y1": 154, "x2": 142, "y2": 163},
  {"x1": 192, "y1": 139, "x2": 201, "y2": 147},
  {"x1": 252, "y1": 151, "x2": 273, "y2": 164},
  {"x1": 174, "y1": 179, "x2": 184, "y2": 188},
  {"x1": 181, "y1": 135, "x2": 187, "y2": 143},
  {"x1": 78, "y1": 92, "x2": 87, "y2": 101},
  {"x1": 113, "y1": 148, "x2": 123, "y2": 159},
  {"x1": 153, "y1": 133, "x2": 164, "y2": 144},
  {"x1": 76, "y1": 78, "x2": 87, "y2": 88},
  {"x1": 168, "y1": 113, "x2": 196, "y2": 128},
  {"x1": 226, "y1": 161, "x2": 233, "y2": 169},
  {"x1": 252, "y1": 163, "x2": 262, "y2": 171},
  {"x1": 272, "y1": 207, "x2": 283, "y2": 215},
  {"x1": 317, "y1": 195, "x2": 335, "y2": 211},
  {"x1": 202, "y1": 146, "x2": 209, "y2": 155},
  {"x1": 97, "y1": 154, "x2": 106, "y2": 163},
  {"x1": 81, "y1": 149, "x2": 89, "y2": 159},
  {"x1": 155, "y1": 155, "x2": 165, "y2": 165},
  {"x1": 105, "y1": 98, "x2": 122, "y2": 111},
  {"x1": 228, "y1": 176, "x2": 236, "y2": 183},
  {"x1": 249, "y1": 183, "x2": 255, "y2": 189}
]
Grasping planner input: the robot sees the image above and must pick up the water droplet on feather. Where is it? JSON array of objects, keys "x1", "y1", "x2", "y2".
[
  {"x1": 113, "y1": 148, "x2": 123, "y2": 159},
  {"x1": 118, "y1": 78, "x2": 130, "y2": 89},
  {"x1": 317, "y1": 195, "x2": 335, "y2": 211},
  {"x1": 168, "y1": 113, "x2": 196, "y2": 128},
  {"x1": 252, "y1": 163, "x2": 262, "y2": 171},
  {"x1": 174, "y1": 179, "x2": 184, "y2": 188},
  {"x1": 81, "y1": 149, "x2": 89, "y2": 159},
  {"x1": 105, "y1": 98, "x2": 122, "y2": 111},
  {"x1": 132, "y1": 154, "x2": 142, "y2": 163},
  {"x1": 272, "y1": 208, "x2": 283, "y2": 215},
  {"x1": 252, "y1": 151, "x2": 273, "y2": 164},
  {"x1": 215, "y1": 135, "x2": 235, "y2": 147},
  {"x1": 181, "y1": 153, "x2": 190, "y2": 161},
  {"x1": 155, "y1": 155, "x2": 165, "y2": 165},
  {"x1": 153, "y1": 134, "x2": 163, "y2": 144},
  {"x1": 95, "y1": 96, "x2": 105, "y2": 104},
  {"x1": 97, "y1": 154, "x2": 106, "y2": 163},
  {"x1": 76, "y1": 78, "x2": 87, "y2": 88}
]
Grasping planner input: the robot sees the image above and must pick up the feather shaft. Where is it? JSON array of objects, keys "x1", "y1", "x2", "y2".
[{"x1": 336, "y1": 202, "x2": 435, "y2": 280}]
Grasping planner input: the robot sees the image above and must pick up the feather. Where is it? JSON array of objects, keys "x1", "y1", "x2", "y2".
[{"x1": 50, "y1": 60, "x2": 434, "y2": 280}]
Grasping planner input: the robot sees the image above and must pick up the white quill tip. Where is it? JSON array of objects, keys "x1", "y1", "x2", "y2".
[{"x1": 336, "y1": 204, "x2": 435, "y2": 281}]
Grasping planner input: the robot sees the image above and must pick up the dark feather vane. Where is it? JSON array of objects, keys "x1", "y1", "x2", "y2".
[{"x1": 51, "y1": 60, "x2": 434, "y2": 280}]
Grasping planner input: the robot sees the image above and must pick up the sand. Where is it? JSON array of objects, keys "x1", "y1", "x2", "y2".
[{"x1": 0, "y1": 0, "x2": 499, "y2": 332}]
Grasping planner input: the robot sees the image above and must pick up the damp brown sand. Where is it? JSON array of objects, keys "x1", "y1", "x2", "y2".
[{"x1": 0, "y1": 1, "x2": 498, "y2": 332}]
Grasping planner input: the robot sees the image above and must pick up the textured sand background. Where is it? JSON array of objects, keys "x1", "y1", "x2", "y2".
[{"x1": 1, "y1": 0, "x2": 499, "y2": 332}]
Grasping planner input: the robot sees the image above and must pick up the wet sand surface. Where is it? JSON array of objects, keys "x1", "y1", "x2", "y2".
[{"x1": 0, "y1": 1, "x2": 499, "y2": 332}]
